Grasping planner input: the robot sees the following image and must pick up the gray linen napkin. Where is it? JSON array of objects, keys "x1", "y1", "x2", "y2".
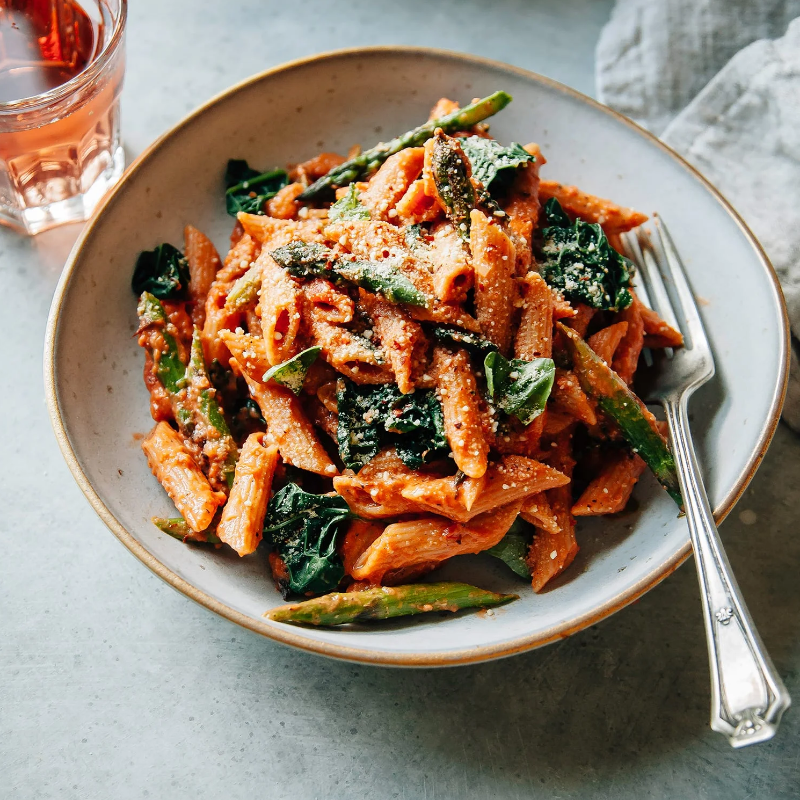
[{"x1": 597, "y1": 2, "x2": 800, "y2": 430}]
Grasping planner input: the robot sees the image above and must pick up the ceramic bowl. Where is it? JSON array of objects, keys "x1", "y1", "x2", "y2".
[{"x1": 45, "y1": 48, "x2": 788, "y2": 665}]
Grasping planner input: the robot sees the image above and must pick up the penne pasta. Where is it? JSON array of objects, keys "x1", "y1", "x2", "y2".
[
  {"x1": 520, "y1": 492, "x2": 560, "y2": 535},
  {"x1": 429, "y1": 221, "x2": 473, "y2": 304},
  {"x1": 527, "y1": 429, "x2": 578, "y2": 592},
  {"x1": 469, "y1": 208, "x2": 517, "y2": 354},
  {"x1": 640, "y1": 303, "x2": 684, "y2": 348},
  {"x1": 237, "y1": 360, "x2": 339, "y2": 477},
  {"x1": 265, "y1": 182, "x2": 305, "y2": 219},
  {"x1": 359, "y1": 290, "x2": 427, "y2": 394},
  {"x1": 572, "y1": 449, "x2": 646, "y2": 516},
  {"x1": 142, "y1": 421, "x2": 226, "y2": 532},
  {"x1": 538, "y1": 180, "x2": 648, "y2": 235},
  {"x1": 216, "y1": 434, "x2": 279, "y2": 555},
  {"x1": 184, "y1": 225, "x2": 221, "y2": 327},
  {"x1": 395, "y1": 179, "x2": 441, "y2": 225},
  {"x1": 612, "y1": 292, "x2": 645, "y2": 384},
  {"x1": 550, "y1": 368, "x2": 598, "y2": 426},
  {"x1": 351, "y1": 500, "x2": 524, "y2": 583},
  {"x1": 587, "y1": 321, "x2": 629, "y2": 365},
  {"x1": 502, "y1": 143, "x2": 543, "y2": 274},
  {"x1": 432, "y1": 346, "x2": 489, "y2": 479},
  {"x1": 359, "y1": 147, "x2": 425, "y2": 221},
  {"x1": 514, "y1": 271, "x2": 554, "y2": 359}
]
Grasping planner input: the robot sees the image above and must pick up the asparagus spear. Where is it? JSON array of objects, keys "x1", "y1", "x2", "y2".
[
  {"x1": 430, "y1": 130, "x2": 476, "y2": 240},
  {"x1": 266, "y1": 582, "x2": 518, "y2": 626},
  {"x1": 270, "y1": 241, "x2": 429, "y2": 307},
  {"x1": 298, "y1": 91, "x2": 513, "y2": 200},
  {"x1": 558, "y1": 322, "x2": 682, "y2": 505},
  {"x1": 186, "y1": 329, "x2": 239, "y2": 488},
  {"x1": 153, "y1": 516, "x2": 222, "y2": 544}
]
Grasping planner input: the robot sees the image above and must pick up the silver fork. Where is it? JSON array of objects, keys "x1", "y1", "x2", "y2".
[{"x1": 620, "y1": 217, "x2": 791, "y2": 748}]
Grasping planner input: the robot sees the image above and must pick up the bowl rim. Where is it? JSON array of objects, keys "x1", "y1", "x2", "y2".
[{"x1": 44, "y1": 45, "x2": 790, "y2": 667}]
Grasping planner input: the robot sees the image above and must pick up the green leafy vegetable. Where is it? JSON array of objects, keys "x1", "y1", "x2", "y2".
[
  {"x1": 459, "y1": 136, "x2": 534, "y2": 196},
  {"x1": 431, "y1": 130, "x2": 475, "y2": 240},
  {"x1": 328, "y1": 183, "x2": 371, "y2": 220},
  {"x1": 131, "y1": 243, "x2": 189, "y2": 299},
  {"x1": 224, "y1": 159, "x2": 288, "y2": 216},
  {"x1": 539, "y1": 198, "x2": 634, "y2": 311},
  {"x1": 270, "y1": 241, "x2": 429, "y2": 307},
  {"x1": 262, "y1": 346, "x2": 321, "y2": 395},
  {"x1": 430, "y1": 326, "x2": 498, "y2": 359},
  {"x1": 298, "y1": 91, "x2": 513, "y2": 200},
  {"x1": 336, "y1": 380, "x2": 449, "y2": 470},
  {"x1": 263, "y1": 484, "x2": 350, "y2": 595},
  {"x1": 486, "y1": 519, "x2": 533, "y2": 578},
  {"x1": 268, "y1": 582, "x2": 518, "y2": 626},
  {"x1": 484, "y1": 351, "x2": 555, "y2": 426}
]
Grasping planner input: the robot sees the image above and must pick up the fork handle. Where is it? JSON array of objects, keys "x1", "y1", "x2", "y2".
[{"x1": 664, "y1": 396, "x2": 791, "y2": 747}]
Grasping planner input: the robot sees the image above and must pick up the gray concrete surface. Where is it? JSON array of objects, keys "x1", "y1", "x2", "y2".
[{"x1": 2, "y1": 1, "x2": 798, "y2": 797}]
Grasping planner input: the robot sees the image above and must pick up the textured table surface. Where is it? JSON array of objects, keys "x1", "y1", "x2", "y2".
[{"x1": 2, "y1": 1, "x2": 799, "y2": 798}]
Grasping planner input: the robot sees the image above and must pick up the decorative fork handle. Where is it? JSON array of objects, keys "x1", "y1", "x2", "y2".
[{"x1": 664, "y1": 396, "x2": 791, "y2": 747}]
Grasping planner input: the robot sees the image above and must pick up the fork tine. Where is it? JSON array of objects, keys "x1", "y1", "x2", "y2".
[
  {"x1": 651, "y1": 215, "x2": 709, "y2": 352},
  {"x1": 633, "y1": 227, "x2": 683, "y2": 337}
]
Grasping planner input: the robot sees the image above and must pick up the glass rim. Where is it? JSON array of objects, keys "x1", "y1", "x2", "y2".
[{"x1": 0, "y1": 0, "x2": 127, "y2": 114}]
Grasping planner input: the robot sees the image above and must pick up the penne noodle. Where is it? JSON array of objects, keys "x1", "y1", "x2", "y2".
[
  {"x1": 550, "y1": 368, "x2": 598, "y2": 426},
  {"x1": 428, "y1": 97, "x2": 460, "y2": 119},
  {"x1": 359, "y1": 147, "x2": 425, "y2": 220},
  {"x1": 572, "y1": 449, "x2": 646, "y2": 516},
  {"x1": 612, "y1": 292, "x2": 645, "y2": 384},
  {"x1": 302, "y1": 278, "x2": 354, "y2": 324},
  {"x1": 469, "y1": 208, "x2": 517, "y2": 354},
  {"x1": 237, "y1": 361, "x2": 338, "y2": 477},
  {"x1": 538, "y1": 180, "x2": 648, "y2": 235},
  {"x1": 351, "y1": 500, "x2": 524, "y2": 583},
  {"x1": 432, "y1": 346, "x2": 489, "y2": 479},
  {"x1": 429, "y1": 221, "x2": 473, "y2": 304},
  {"x1": 216, "y1": 434, "x2": 279, "y2": 555},
  {"x1": 290, "y1": 151, "x2": 346, "y2": 183},
  {"x1": 184, "y1": 225, "x2": 221, "y2": 327},
  {"x1": 265, "y1": 182, "x2": 305, "y2": 219},
  {"x1": 527, "y1": 429, "x2": 578, "y2": 592},
  {"x1": 304, "y1": 304, "x2": 395, "y2": 385},
  {"x1": 359, "y1": 290, "x2": 427, "y2": 394},
  {"x1": 401, "y1": 455, "x2": 568, "y2": 522},
  {"x1": 514, "y1": 271, "x2": 554, "y2": 359},
  {"x1": 340, "y1": 519, "x2": 385, "y2": 577},
  {"x1": 260, "y1": 251, "x2": 303, "y2": 366},
  {"x1": 142, "y1": 421, "x2": 225, "y2": 532},
  {"x1": 640, "y1": 303, "x2": 684, "y2": 348},
  {"x1": 520, "y1": 492, "x2": 560, "y2": 535},
  {"x1": 395, "y1": 179, "x2": 441, "y2": 225},
  {"x1": 502, "y1": 143, "x2": 543, "y2": 275},
  {"x1": 220, "y1": 330, "x2": 271, "y2": 379},
  {"x1": 587, "y1": 321, "x2": 629, "y2": 365}
]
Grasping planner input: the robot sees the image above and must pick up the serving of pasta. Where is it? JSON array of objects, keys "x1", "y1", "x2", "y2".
[{"x1": 132, "y1": 91, "x2": 684, "y2": 627}]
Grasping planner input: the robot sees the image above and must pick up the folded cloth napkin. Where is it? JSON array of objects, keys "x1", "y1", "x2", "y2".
[{"x1": 597, "y1": 2, "x2": 800, "y2": 430}]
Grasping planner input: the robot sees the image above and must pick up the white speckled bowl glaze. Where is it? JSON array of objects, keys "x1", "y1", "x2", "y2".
[{"x1": 45, "y1": 48, "x2": 788, "y2": 666}]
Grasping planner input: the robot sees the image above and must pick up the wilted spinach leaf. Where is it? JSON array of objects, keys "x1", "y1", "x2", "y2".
[
  {"x1": 328, "y1": 184, "x2": 370, "y2": 221},
  {"x1": 263, "y1": 483, "x2": 350, "y2": 595},
  {"x1": 459, "y1": 136, "x2": 534, "y2": 195},
  {"x1": 538, "y1": 198, "x2": 634, "y2": 311},
  {"x1": 486, "y1": 519, "x2": 533, "y2": 578},
  {"x1": 386, "y1": 391, "x2": 448, "y2": 469},
  {"x1": 484, "y1": 351, "x2": 555, "y2": 426},
  {"x1": 262, "y1": 346, "x2": 321, "y2": 395},
  {"x1": 131, "y1": 243, "x2": 190, "y2": 299},
  {"x1": 430, "y1": 326, "x2": 498, "y2": 359},
  {"x1": 224, "y1": 159, "x2": 288, "y2": 216},
  {"x1": 336, "y1": 380, "x2": 449, "y2": 471}
]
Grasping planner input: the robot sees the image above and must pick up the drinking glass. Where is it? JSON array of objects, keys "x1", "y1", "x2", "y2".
[{"x1": 0, "y1": 0, "x2": 126, "y2": 234}]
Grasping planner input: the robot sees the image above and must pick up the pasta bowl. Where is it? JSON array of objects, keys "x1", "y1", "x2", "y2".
[{"x1": 45, "y1": 48, "x2": 788, "y2": 666}]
